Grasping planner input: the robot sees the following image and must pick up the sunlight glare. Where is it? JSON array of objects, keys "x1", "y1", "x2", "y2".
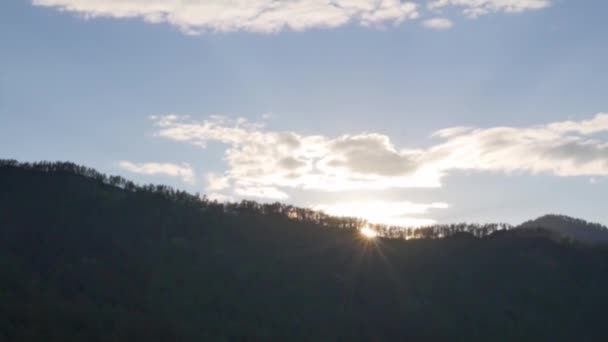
[
  {"x1": 361, "y1": 227, "x2": 378, "y2": 239},
  {"x1": 316, "y1": 201, "x2": 446, "y2": 227}
]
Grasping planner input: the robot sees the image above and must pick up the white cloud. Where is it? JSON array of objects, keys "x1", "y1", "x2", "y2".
[
  {"x1": 428, "y1": 0, "x2": 552, "y2": 17},
  {"x1": 152, "y1": 115, "x2": 441, "y2": 195},
  {"x1": 546, "y1": 114, "x2": 608, "y2": 135},
  {"x1": 359, "y1": 0, "x2": 419, "y2": 25},
  {"x1": 315, "y1": 201, "x2": 449, "y2": 226},
  {"x1": 426, "y1": 113, "x2": 608, "y2": 177},
  {"x1": 118, "y1": 160, "x2": 196, "y2": 183},
  {"x1": 206, "y1": 172, "x2": 231, "y2": 191},
  {"x1": 234, "y1": 185, "x2": 289, "y2": 200},
  {"x1": 422, "y1": 17, "x2": 453, "y2": 30},
  {"x1": 32, "y1": 0, "x2": 553, "y2": 33},
  {"x1": 32, "y1": 0, "x2": 419, "y2": 33},
  {"x1": 150, "y1": 112, "x2": 608, "y2": 197}
]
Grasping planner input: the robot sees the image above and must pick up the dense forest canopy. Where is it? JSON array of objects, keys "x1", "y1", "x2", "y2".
[
  {"x1": 2, "y1": 159, "x2": 608, "y2": 341},
  {"x1": 2, "y1": 159, "x2": 606, "y2": 242},
  {"x1": 0, "y1": 159, "x2": 530, "y2": 239}
]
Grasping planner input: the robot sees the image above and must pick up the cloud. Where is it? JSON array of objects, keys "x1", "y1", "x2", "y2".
[
  {"x1": 427, "y1": 113, "x2": 608, "y2": 177},
  {"x1": 206, "y1": 172, "x2": 231, "y2": 191},
  {"x1": 152, "y1": 115, "x2": 440, "y2": 197},
  {"x1": 315, "y1": 201, "x2": 449, "y2": 226},
  {"x1": 546, "y1": 114, "x2": 608, "y2": 135},
  {"x1": 234, "y1": 185, "x2": 289, "y2": 200},
  {"x1": 31, "y1": 0, "x2": 553, "y2": 33},
  {"x1": 32, "y1": 0, "x2": 419, "y2": 34},
  {"x1": 151, "y1": 113, "x2": 608, "y2": 198},
  {"x1": 589, "y1": 177, "x2": 606, "y2": 185},
  {"x1": 422, "y1": 17, "x2": 453, "y2": 30},
  {"x1": 428, "y1": 0, "x2": 552, "y2": 18},
  {"x1": 118, "y1": 160, "x2": 196, "y2": 183}
]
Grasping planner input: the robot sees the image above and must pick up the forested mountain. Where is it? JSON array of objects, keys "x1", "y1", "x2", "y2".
[
  {"x1": 518, "y1": 214, "x2": 608, "y2": 243},
  {"x1": 1, "y1": 160, "x2": 608, "y2": 341}
]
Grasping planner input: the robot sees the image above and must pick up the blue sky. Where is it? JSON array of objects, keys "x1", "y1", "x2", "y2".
[{"x1": 2, "y1": 0, "x2": 608, "y2": 226}]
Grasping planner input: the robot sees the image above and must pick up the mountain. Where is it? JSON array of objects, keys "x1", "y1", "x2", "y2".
[
  {"x1": 518, "y1": 214, "x2": 608, "y2": 243},
  {"x1": 1, "y1": 160, "x2": 608, "y2": 341}
]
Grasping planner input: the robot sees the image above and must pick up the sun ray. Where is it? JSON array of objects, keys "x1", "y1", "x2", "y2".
[{"x1": 360, "y1": 227, "x2": 378, "y2": 239}]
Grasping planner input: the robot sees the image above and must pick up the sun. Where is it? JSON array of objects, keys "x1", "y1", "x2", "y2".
[{"x1": 360, "y1": 227, "x2": 378, "y2": 239}]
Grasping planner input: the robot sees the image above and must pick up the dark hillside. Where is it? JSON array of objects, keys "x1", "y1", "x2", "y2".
[
  {"x1": 1, "y1": 161, "x2": 608, "y2": 341},
  {"x1": 518, "y1": 214, "x2": 608, "y2": 243}
]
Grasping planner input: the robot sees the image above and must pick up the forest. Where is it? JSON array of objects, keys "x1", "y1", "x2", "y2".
[
  {"x1": 0, "y1": 159, "x2": 519, "y2": 240},
  {"x1": 1, "y1": 159, "x2": 608, "y2": 341}
]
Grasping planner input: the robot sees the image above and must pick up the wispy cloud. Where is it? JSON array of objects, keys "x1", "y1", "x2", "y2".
[
  {"x1": 206, "y1": 173, "x2": 231, "y2": 191},
  {"x1": 234, "y1": 185, "x2": 289, "y2": 200},
  {"x1": 152, "y1": 115, "x2": 440, "y2": 196},
  {"x1": 32, "y1": 0, "x2": 553, "y2": 33},
  {"x1": 428, "y1": 0, "x2": 552, "y2": 17},
  {"x1": 315, "y1": 201, "x2": 449, "y2": 226},
  {"x1": 118, "y1": 161, "x2": 196, "y2": 184},
  {"x1": 150, "y1": 112, "x2": 608, "y2": 199},
  {"x1": 428, "y1": 113, "x2": 608, "y2": 177},
  {"x1": 422, "y1": 17, "x2": 453, "y2": 30},
  {"x1": 32, "y1": 0, "x2": 419, "y2": 34}
]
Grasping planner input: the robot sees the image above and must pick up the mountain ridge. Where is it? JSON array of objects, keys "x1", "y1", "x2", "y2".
[
  {"x1": 2, "y1": 159, "x2": 608, "y2": 340},
  {"x1": 517, "y1": 214, "x2": 608, "y2": 243},
  {"x1": 2, "y1": 159, "x2": 606, "y2": 242}
]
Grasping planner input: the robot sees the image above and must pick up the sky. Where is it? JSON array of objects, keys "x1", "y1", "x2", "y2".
[{"x1": 2, "y1": 0, "x2": 608, "y2": 227}]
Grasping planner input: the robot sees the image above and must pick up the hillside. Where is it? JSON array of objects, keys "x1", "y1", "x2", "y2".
[
  {"x1": 518, "y1": 214, "x2": 608, "y2": 243},
  {"x1": 1, "y1": 161, "x2": 608, "y2": 341}
]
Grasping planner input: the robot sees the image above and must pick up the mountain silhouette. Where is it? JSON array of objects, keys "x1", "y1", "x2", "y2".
[
  {"x1": 1, "y1": 159, "x2": 608, "y2": 341},
  {"x1": 518, "y1": 214, "x2": 608, "y2": 243}
]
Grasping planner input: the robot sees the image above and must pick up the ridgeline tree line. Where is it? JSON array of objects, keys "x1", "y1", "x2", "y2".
[
  {"x1": 2, "y1": 159, "x2": 608, "y2": 341},
  {"x1": 0, "y1": 159, "x2": 514, "y2": 240}
]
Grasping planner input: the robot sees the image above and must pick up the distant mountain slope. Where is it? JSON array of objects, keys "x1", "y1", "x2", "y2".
[
  {"x1": 518, "y1": 214, "x2": 608, "y2": 243},
  {"x1": 2, "y1": 160, "x2": 608, "y2": 341}
]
